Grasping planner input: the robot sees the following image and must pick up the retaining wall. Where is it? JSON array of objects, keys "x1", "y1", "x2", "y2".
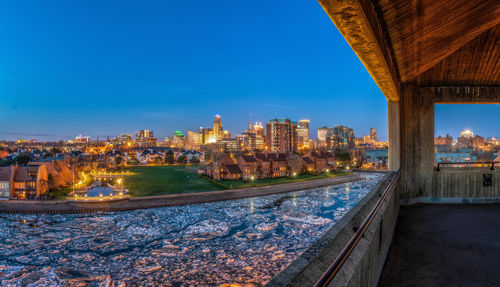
[
  {"x1": 402, "y1": 167, "x2": 500, "y2": 204},
  {"x1": 266, "y1": 172, "x2": 399, "y2": 287}
]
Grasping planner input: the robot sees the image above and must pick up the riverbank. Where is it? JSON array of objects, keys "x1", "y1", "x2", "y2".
[{"x1": 0, "y1": 174, "x2": 365, "y2": 214}]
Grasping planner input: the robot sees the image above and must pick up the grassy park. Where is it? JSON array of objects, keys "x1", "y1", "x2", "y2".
[
  {"x1": 123, "y1": 166, "x2": 348, "y2": 196},
  {"x1": 124, "y1": 166, "x2": 224, "y2": 197}
]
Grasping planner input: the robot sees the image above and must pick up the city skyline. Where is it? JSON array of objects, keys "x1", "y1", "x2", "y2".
[
  {"x1": 0, "y1": 1, "x2": 387, "y2": 142},
  {"x1": 2, "y1": 1, "x2": 500, "y2": 142}
]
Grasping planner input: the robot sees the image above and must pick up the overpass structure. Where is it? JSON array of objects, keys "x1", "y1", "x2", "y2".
[{"x1": 270, "y1": 1, "x2": 500, "y2": 286}]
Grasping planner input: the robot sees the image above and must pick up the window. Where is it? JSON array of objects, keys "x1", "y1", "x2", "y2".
[{"x1": 435, "y1": 104, "x2": 500, "y2": 166}]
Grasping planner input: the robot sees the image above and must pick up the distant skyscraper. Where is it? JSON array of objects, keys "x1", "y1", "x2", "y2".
[
  {"x1": 266, "y1": 118, "x2": 298, "y2": 152},
  {"x1": 457, "y1": 129, "x2": 474, "y2": 149},
  {"x1": 173, "y1": 131, "x2": 186, "y2": 148},
  {"x1": 136, "y1": 129, "x2": 154, "y2": 140},
  {"x1": 370, "y1": 127, "x2": 377, "y2": 142},
  {"x1": 254, "y1": 122, "x2": 265, "y2": 137},
  {"x1": 135, "y1": 129, "x2": 157, "y2": 147},
  {"x1": 187, "y1": 130, "x2": 201, "y2": 150},
  {"x1": 318, "y1": 127, "x2": 328, "y2": 143},
  {"x1": 435, "y1": 134, "x2": 453, "y2": 146},
  {"x1": 213, "y1": 114, "x2": 224, "y2": 141},
  {"x1": 298, "y1": 119, "x2": 310, "y2": 147},
  {"x1": 164, "y1": 136, "x2": 172, "y2": 146},
  {"x1": 115, "y1": 134, "x2": 133, "y2": 145},
  {"x1": 461, "y1": 129, "x2": 474, "y2": 138},
  {"x1": 71, "y1": 134, "x2": 91, "y2": 144},
  {"x1": 327, "y1": 125, "x2": 355, "y2": 150}
]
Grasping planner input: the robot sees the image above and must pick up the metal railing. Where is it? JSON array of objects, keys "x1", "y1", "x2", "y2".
[
  {"x1": 436, "y1": 161, "x2": 499, "y2": 171},
  {"x1": 313, "y1": 169, "x2": 401, "y2": 287}
]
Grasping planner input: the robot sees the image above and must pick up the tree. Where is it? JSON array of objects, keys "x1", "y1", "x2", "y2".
[
  {"x1": 211, "y1": 152, "x2": 227, "y2": 180},
  {"x1": 115, "y1": 156, "x2": 123, "y2": 166},
  {"x1": 189, "y1": 156, "x2": 200, "y2": 164},
  {"x1": 50, "y1": 147, "x2": 62, "y2": 155},
  {"x1": 177, "y1": 155, "x2": 188, "y2": 164},
  {"x1": 334, "y1": 150, "x2": 352, "y2": 163},
  {"x1": 286, "y1": 153, "x2": 304, "y2": 176},
  {"x1": 165, "y1": 154, "x2": 175, "y2": 164},
  {"x1": 15, "y1": 153, "x2": 30, "y2": 165},
  {"x1": 154, "y1": 155, "x2": 163, "y2": 164},
  {"x1": 47, "y1": 173, "x2": 55, "y2": 189}
]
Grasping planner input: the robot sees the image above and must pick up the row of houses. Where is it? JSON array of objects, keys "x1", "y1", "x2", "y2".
[
  {"x1": 137, "y1": 149, "x2": 204, "y2": 164},
  {"x1": 0, "y1": 165, "x2": 49, "y2": 200},
  {"x1": 65, "y1": 148, "x2": 205, "y2": 170},
  {"x1": 205, "y1": 151, "x2": 336, "y2": 181}
]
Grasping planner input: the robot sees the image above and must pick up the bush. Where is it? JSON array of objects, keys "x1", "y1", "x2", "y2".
[{"x1": 189, "y1": 157, "x2": 200, "y2": 164}]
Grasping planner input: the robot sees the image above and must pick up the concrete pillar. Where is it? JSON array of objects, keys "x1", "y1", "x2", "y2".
[
  {"x1": 399, "y1": 85, "x2": 435, "y2": 199},
  {"x1": 388, "y1": 100, "x2": 400, "y2": 171}
]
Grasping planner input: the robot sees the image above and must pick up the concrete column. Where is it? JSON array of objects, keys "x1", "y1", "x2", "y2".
[
  {"x1": 388, "y1": 100, "x2": 400, "y2": 171},
  {"x1": 399, "y1": 85, "x2": 435, "y2": 199}
]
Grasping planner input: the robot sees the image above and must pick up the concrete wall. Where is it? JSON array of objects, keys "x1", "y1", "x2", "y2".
[
  {"x1": 266, "y1": 173, "x2": 399, "y2": 287},
  {"x1": 399, "y1": 167, "x2": 500, "y2": 204},
  {"x1": 393, "y1": 85, "x2": 500, "y2": 201}
]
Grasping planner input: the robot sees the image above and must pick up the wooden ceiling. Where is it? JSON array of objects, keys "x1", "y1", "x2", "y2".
[
  {"x1": 320, "y1": 0, "x2": 500, "y2": 100},
  {"x1": 376, "y1": 0, "x2": 500, "y2": 84},
  {"x1": 412, "y1": 25, "x2": 499, "y2": 86}
]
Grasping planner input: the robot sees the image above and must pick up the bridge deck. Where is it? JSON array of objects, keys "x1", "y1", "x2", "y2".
[{"x1": 379, "y1": 204, "x2": 500, "y2": 287}]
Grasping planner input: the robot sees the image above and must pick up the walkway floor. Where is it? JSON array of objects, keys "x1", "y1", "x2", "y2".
[{"x1": 379, "y1": 204, "x2": 500, "y2": 287}]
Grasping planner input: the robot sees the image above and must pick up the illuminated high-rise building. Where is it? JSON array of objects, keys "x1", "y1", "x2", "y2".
[
  {"x1": 318, "y1": 127, "x2": 328, "y2": 144},
  {"x1": 135, "y1": 129, "x2": 157, "y2": 147},
  {"x1": 461, "y1": 129, "x2": 474, "y2": 138},
  {"x1": 298, "y1": 119, "x2": 310, "y2": 147},
  {"x1": 254, "y1": 122, "x2": 265, "y2": 137},
  {"x1": 370, "y1": 127, "x2": 377, "y2": 142},
  {"x1": 173, "y1": 131, "x2": 186, "y2": 148},
  {"x1": 266, "y1": 119, "x2": 298, "y2": 152},
  {"x1": 326, "y1": 125, "x2": 355, "y2": 150},
  {"x1": 457, "y1": 129, "x2": 474, "y2": 149},
  {"x1": 187, "y1": 130, "x2": 201, "y2": 150},
  {"x1": 136, "y1": 129, "x2": 153, "y2": 140},
  {"x1": 213, "y1": 114, "x2": 224, "y2": 141}
]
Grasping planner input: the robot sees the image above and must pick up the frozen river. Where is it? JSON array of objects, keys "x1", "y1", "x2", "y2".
[{"x1": 0, "y1": 173, "x2": 384, "y2": 286}]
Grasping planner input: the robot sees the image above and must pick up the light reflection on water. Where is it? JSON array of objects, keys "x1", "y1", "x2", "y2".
[{"x1": 0, "y1": 173, "x2": 384, "y2": 286}]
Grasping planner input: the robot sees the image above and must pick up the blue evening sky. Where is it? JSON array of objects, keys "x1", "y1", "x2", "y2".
[{"x1": 0, "y1": 1, "x2": 498, "y2": 141}]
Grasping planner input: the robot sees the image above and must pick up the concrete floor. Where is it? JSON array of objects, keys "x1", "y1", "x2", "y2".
[{"x1": 379, "y1": 204, "x2": 500, "y2": 287}]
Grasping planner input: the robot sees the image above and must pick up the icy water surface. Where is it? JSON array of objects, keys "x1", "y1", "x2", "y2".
[{"x1": 0, "y1": 173, "x2": 384, "y2": 286}]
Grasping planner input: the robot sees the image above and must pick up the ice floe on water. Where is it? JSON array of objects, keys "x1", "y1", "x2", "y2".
[{"x1": 0, "y1": 172, "x2": 384, "y2": 286}]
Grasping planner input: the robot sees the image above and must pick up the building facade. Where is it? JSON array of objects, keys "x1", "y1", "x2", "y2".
[
  {"x1": 298, "y1": 119, "x2": 310, "y2": 147},
  {"x1": 266, "y1": 119, "x2": 298, "y2": 153}
]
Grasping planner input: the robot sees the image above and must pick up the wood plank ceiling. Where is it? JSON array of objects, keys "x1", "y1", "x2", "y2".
[{"x1": 375, "y1": 0, "x2": 500, "y2": 85}]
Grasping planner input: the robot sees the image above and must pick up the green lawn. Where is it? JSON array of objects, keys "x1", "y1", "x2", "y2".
[
  {"x1": 124, "y1": 166, "x2": 225, "y2": 197},
  {"x1": 220, "y1": 171, "x2": 348, "y2": 189}
]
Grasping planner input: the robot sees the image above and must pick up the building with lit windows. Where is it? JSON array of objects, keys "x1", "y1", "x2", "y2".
[
  {"x1": 173, "y1": 131, "x2": 186, "y2": 148},
  {"x1": 213, "y1": 114, "x2": 224, "y2": 141},
  {"x1": 457, "y1": 129, "x2": 474, "y2": 149},
  {"x1": 297, "y1": 119, "x2": 310, "y2": 148},
  {"x1": 135, "y1": 129, "x2": 157, "y2": 147},
  {"x1": 187, "y1": 130, "x2": 201, "y2": 150},
  {"x1": 266, "y1": 119, "x2": 298, "y2": 153},
  {"x1": 370, "y1": 127, "x2": 377, "y2": 142},
  {"x1": 0, "y1": 165, "x2": 49, "y2": 200},
  {"x1": 326, "y1": 125, "x2": 355, "y2": 150}
]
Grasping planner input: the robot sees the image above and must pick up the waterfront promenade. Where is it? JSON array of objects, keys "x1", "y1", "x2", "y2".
[{"x1": 0, "y1": 174, "x2": 363, "y2": 214}]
